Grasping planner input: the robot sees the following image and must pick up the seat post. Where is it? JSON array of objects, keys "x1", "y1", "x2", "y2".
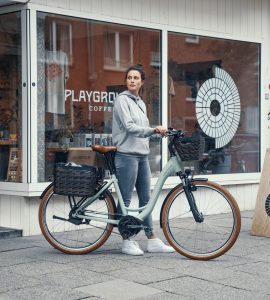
[{"x1": 103, "y1": 152, "x2": 116, "y2": 175}]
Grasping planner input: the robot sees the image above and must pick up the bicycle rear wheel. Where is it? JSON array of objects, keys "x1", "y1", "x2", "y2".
[
  {"x1": 161, "y1": 180, "x2": 241, "y2": 260},
  {"x1": 39, "y1": 184, "x2": 116, "y2": 254}
]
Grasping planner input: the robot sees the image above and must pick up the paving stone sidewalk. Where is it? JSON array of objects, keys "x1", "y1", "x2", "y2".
[{"x1": 0, "y1": 210, "x2": 270, "y2": 300}]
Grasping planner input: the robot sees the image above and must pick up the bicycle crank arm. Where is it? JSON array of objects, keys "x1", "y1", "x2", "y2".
[
  {"x1": 53, "y1": 215, "x2": 82, "y2": 225},
  {"x1": 53, "y1": 215, "x2": 68, "y2": 221}
]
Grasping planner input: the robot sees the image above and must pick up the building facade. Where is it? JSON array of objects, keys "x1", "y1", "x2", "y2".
[{"x1": 0, "y1": 0, "x2": 268, "y2": 235}]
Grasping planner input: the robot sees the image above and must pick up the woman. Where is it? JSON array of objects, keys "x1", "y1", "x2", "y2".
[{"x1": 112, "y1": 64, "x2": 175, "y2": 256}]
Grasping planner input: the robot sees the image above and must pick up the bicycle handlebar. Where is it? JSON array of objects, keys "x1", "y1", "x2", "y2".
[{"x1": 165, "y1": 128, "x2": 185, "y2": 137}]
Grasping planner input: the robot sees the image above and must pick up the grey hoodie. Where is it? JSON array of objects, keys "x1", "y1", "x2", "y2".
[{"x1": 112, "y1": 90, "x2": 155, "y2": 155}]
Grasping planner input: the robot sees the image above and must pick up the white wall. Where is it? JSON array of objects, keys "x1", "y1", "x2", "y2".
[{"x1": 26, "y1": 0, "x2": 268, "y2": 39}]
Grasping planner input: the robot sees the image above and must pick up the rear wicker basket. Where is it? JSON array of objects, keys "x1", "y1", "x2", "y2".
[
  {"x1": 54, "y1": 163, "x2": 98, "y2": 197},
  {"x1": 173, "y1": 137, "x2": 205, "y2": 161}
]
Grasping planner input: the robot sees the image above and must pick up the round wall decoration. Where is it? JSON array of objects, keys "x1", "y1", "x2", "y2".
[
  {"x1": 265, "y1": 194, "x2": 270, "y2": 217},
  {"x1": 196, "y1": 66, "x2": 240, "y2": 149}
]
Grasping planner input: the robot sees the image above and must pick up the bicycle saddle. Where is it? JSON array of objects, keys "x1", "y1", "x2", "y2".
[{"x1": 91, "y1": 144, "x2": 117, "y2": 153}]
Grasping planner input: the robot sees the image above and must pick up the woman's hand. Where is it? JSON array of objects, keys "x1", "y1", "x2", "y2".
[{"x1": 154, "y1": 126, "x2": 167, "y2": 136}]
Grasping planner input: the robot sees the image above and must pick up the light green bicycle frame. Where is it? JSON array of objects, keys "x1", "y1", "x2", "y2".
[{"x1": 74, "y1": 155, "x2": 183, "y2": 225}]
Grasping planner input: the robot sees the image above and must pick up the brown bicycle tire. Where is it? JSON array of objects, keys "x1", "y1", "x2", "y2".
[
  {"x1": 39, "y1": 184, "x2": 115, "y2": 254},
  {"x1": 161, "y1": 180, "x2": 241, "y2": 260}
]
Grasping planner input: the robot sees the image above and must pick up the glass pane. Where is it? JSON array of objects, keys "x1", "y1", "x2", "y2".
[
  {"x1": 168, "y1": 33, "x2": 260, "y2": 174},
  {"x1": 37, "y1": 13, "x2": 161, "y2": 181},
  {"x1": 0, "y1": 12, "x2": 22, "y2": 182}
]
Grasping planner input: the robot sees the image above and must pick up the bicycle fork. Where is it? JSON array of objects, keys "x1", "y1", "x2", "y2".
[{"x1": 177, "y1": 170, "x2": 205, "y2": 223}]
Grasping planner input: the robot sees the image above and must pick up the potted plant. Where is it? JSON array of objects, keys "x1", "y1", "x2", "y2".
[{"x1": 56, "y1": 128, "x2": 73, "y2": 149}]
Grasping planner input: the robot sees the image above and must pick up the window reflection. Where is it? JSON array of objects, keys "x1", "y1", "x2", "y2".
[
  {"x1": 37, "y1": 13, "x2": 161, "y2": 182},
  {"x1": 0, "y1": 12, "x2": 22, "y2": 182},
  {"x1": 168, "y1": 33, "x2": 260, "y2": 174}
]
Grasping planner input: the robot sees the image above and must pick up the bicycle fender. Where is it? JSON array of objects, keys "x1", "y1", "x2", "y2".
[
  {"x1": 191, "y1": 178, "x2": 208, "y2": 182},
  {"x1": 40, "y1": 182, "x2": 54, "y2": 199}
]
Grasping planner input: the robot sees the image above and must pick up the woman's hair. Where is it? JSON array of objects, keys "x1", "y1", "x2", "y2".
[{"x1": 125, "y1": 64, "x2": 146, "y2": 80}]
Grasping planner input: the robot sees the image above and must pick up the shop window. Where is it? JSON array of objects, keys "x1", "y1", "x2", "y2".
[
  {"x1": 37, "y1": 13, "x2": 161, "y2": 182},
  {"x1": 0, "y1": 12, "x2": 22, "y2": 182},
  {"x1": 104, "y1": 31, "x2": 133, "y2": 70},
  {"x1": 168, "y1": 32, "x2": 260, "y2": 175}
]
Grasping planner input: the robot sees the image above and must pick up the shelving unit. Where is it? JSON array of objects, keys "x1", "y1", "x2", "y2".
[
  {"x1": 6, "y1": 147, "x2": 21, "y2": 182},
  {"x1": 0, "y1": 57, "x2": 20, "y2": 182}
]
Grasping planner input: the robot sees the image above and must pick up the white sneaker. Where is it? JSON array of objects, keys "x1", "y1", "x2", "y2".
[
  {"x1": 122, "y1": 239, "x2": 144, "y2": 256},
  {"x1": 147, "y1": 238, "x2": 175, "y2": 253}
]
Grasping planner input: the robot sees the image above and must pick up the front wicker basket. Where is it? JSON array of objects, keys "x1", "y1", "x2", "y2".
[
  {"x1": 54, "y1": 163, "x2": 98, "y2": 197},
  {"x1": 173, "y1": 137, "x2": 205, "y2": 161}
]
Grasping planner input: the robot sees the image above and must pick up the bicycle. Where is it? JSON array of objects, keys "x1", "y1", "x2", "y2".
[{"x1": 38, "y1": 129, "x2": 241, "y2": 260}]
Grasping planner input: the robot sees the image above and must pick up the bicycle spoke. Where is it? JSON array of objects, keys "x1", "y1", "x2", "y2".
[
  {"x1": 162, "y1": 182, "x2": 241, "y2": 260},
  {"x1": 39, "y1": 186, "x2": 115, "y2": 254}
]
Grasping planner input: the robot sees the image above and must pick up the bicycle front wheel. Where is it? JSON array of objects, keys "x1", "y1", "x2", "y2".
[
  {"x1": 161, "y1": 180, "x2": 241, "y2": 260},
  {"x1": 39, "y1": 184, "x2": 116, "y2": 254}
]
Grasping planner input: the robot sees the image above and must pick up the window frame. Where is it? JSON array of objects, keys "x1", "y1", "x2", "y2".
[{"x1": 103, "y1": 30, "x2": 133, "y2": 71}]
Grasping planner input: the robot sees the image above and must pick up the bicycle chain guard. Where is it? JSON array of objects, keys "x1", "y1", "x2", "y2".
[{"x1": 118, "y1": 215, "x2": 143, "y2": 239}]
